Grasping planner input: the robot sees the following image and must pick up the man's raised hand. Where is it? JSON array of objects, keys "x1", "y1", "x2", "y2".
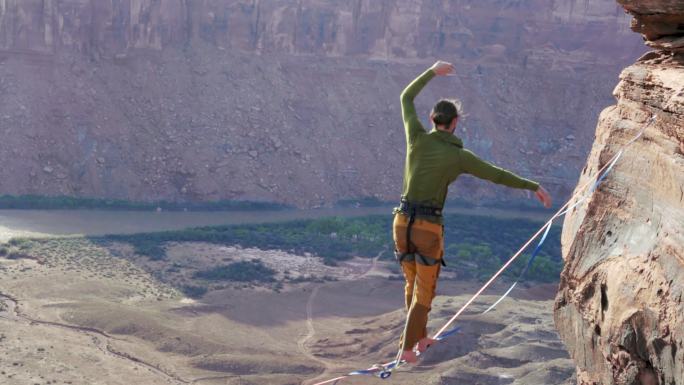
[
  {"x1": 535, "y1": 185, "x2": 552, "y2": 209},
  {"x1": 430, "y1": 61, "x2": 455, "y2": 76}
]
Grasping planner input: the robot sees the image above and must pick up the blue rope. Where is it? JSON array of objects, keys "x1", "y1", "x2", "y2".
[
  {"x1": 435, "y1": 326, "x2": 462, "y2": 341},
  {"x1": 483, "y1": 221, "x2": 551, "y2": 314}
]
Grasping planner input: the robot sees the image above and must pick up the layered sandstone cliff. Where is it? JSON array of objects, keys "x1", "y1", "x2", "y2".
[
  {"x1": 554, "y1": 1, "x2": 684, "y2": 384},
  {"x1": 0, "y1": 0, "x2": 644, "y2": 206}
]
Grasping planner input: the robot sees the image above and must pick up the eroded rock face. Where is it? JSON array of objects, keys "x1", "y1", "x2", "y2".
[
  {"x1": 618, "y1": 1, "x2": 684, "y2": 53},
  {"x1": 554, "y1": 2, "x2": 684, "y2": 384},
  {"x1": 0, "y1": 1, "x2": 644, "y2": 206},
  {"x1": 0, "y1": 0, "x2": 643, "y2": 59}
]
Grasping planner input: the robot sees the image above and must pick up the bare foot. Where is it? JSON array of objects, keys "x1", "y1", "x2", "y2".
[
  {"x1": 417, "y1": 337, "x2": 437, "y2": 354},
  {"x1": 400, "y1": 349, "x2": 418, "y2": 364}
]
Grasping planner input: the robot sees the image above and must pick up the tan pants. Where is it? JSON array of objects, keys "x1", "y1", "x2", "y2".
[{"x1": 392, "y1": 213, "x2": 443, "y2": 350}]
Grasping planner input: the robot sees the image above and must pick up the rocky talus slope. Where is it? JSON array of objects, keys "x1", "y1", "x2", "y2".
[
  {"x1": 554, "y1": 1, "x2": 684, "y2": 384},
  {"x1": 0, "y1": 0, "x2": 644, "y2": 206}
]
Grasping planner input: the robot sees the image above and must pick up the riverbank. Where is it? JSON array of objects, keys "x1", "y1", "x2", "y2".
[{"x1": 0, "y1": 205, "x2": 556, "y2": 242}]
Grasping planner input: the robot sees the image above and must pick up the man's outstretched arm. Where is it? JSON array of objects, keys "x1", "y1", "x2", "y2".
[
  {"x1": 401, "y1": 61, "x2": 454, "y2": 143},
  {"x1": 460, "y1": 149, "x2": 552, "y2": 207}
]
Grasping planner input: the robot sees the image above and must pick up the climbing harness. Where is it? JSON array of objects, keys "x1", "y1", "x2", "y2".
[
  {"x1": 395, "y1": 198, "x2": 444, "y2": 218},
  {"x1": 395, "y1": 251, "x2": 443, "y2": 266},
  {"x1": 393, "y1": 198, "x2": 446, "y2": 267},
  {"x1": 310, "y1": 115, "x2": 656, "y2": 385}
]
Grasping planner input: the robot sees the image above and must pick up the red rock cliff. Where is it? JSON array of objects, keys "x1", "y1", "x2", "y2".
[
  {"x1": 0, "y1": 1, "x2": 644, "y2": 206},
  {"x1": 554, "y1": 1, "x2": 684, "y2": 384}
]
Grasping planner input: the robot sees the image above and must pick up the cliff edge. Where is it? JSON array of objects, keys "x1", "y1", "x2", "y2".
[{"x1": 554, "y1": 1, "x2": 684, "y2": 384}]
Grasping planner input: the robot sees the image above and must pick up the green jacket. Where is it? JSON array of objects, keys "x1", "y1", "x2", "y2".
[{"x1": 398, "y1": 68, "x2": 539, "y2": 223}]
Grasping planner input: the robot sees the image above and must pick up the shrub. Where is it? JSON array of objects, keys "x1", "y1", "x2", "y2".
[
  {"x1": 322, "y1": 257, "x2": 338, "y2": 266},
  {"x1": 181, "y1": 285, "x2": 208, "y2": 298},
  {"x1": 8, "y1": 238, "x2": 33, "y2": 249},
  {"x1": 131, "y1": 240, "x2": 166, "y2": 260},
  {"x1": 194, "y1": 260, "x2": 276, "y2": 282},
  {"x1": 6, "y1": 251, "x2": 30, "y2": 260}
]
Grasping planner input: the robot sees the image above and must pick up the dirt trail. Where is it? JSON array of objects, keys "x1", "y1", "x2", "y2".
[
  {"x1": 0, "y1": 292, "x2": 117, "y2": 338},
  {"x1": 0, "y1": 291, "x2": 190, "y2": 384},
  {"x1": 298, "y1": 249, "x2": 387, "y2": 384},
  {"x1": 297, "y1": 286, "x2": 329, "y2": 369}
]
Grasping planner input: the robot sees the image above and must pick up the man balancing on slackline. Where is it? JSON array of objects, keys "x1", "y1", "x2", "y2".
[{"x1": 393, "y1": 60, "x2": 552, "y2": 363}]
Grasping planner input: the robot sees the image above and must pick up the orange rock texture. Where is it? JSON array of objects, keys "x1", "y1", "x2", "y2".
[{"x1": 555, "y1": 1, "x2": 684, "y2": 384}]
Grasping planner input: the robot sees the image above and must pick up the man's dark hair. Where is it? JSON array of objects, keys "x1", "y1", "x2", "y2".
[{"x1": 431, "y1": 99, "x2": 462, "y2": 126}]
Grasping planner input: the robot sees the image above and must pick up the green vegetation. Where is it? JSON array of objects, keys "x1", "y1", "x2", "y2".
[
  {"x1": 1, "y1": 209, "x2": 562, "y2": 286},
  {"x1": 6, "y1": 251, "x2": 26, "y2": 260},
  {"x1": 92, "y1": 213, "x2": 561, "y2": 283},
  {"x1": 129, "y1": 240, "x2": 166, "y2": 260},
  {"x1": 0, "y1": 194, "x2": 288, "y2": 211},
  {"x1": 7, "y1": 238, "x2": 35, "y2": 250},
  {"x1": 441, "y1": 215, "x2": 561, "y2": 282},
  {"x1": 97, "y1": 216, "x2": 388, "y2": 263},
  {"x1": 180, "y1": 285, "x2": 208, "y2": 299},
  {"x1": 194, "y1": 260, "x2": 276, "y2": 283},
  {"x1": 1, "y1": 238, "x2": 36, "y2": 260}
]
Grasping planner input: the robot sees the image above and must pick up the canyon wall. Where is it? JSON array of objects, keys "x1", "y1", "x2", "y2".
[
  {"x1": 0, "y1": 0, "x2": 644, "y2": 206},
  {"x1": 554, "y1": 1, "x2": 684, "y2": 384}
]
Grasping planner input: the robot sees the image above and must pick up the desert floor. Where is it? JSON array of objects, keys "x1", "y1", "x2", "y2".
[{"x1": 0, "y1": 210, "x2": 573, "y2": 385}]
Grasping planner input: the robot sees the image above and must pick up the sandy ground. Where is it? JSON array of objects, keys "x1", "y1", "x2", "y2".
[{"x1": 0, "y1": 235, "x2": 575, "y2": 385}]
